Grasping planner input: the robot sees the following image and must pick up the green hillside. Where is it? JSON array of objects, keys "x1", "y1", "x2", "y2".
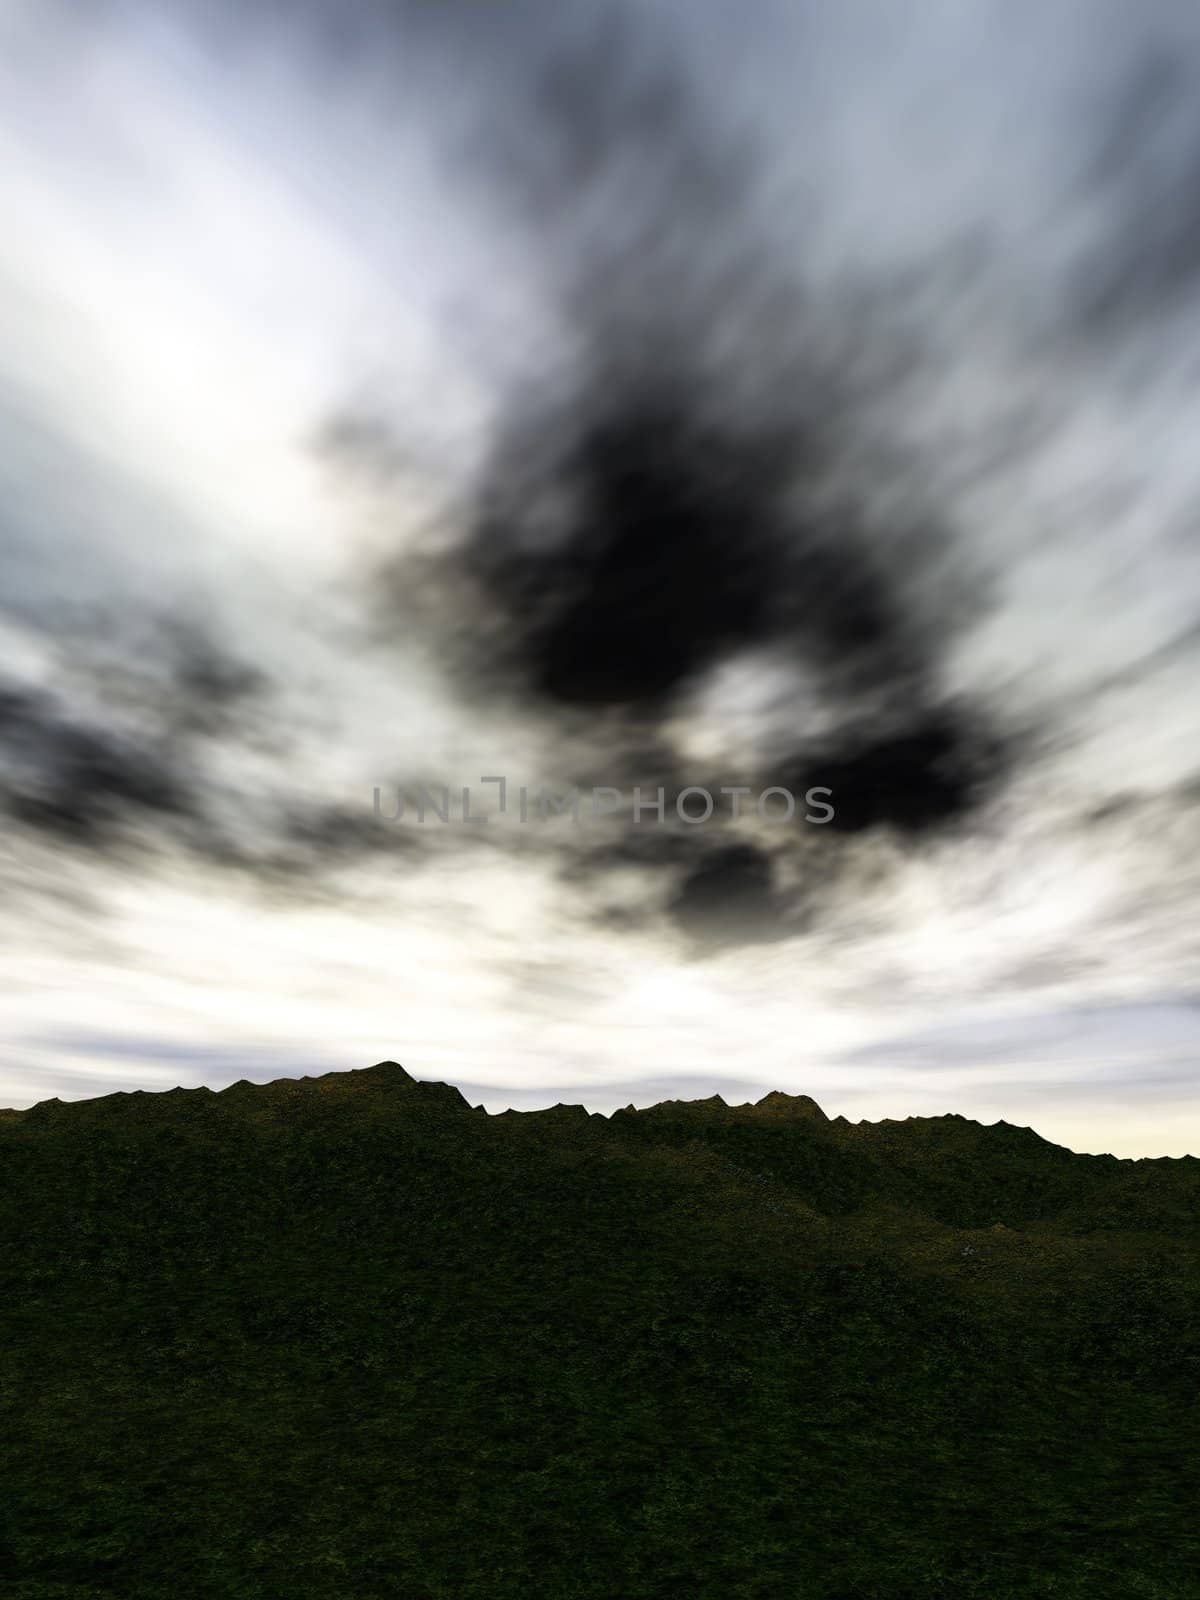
[{"x1": 2, "y1": 1062, "x2": 1196, "y2": 1598}]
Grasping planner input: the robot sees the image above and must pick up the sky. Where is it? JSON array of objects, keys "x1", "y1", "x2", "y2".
[{"x1": 1, "y1": 0, "x2": 1199, "y2": 1155}]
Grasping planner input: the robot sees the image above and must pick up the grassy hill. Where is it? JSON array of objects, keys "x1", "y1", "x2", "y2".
[{"x1": 2, "y1": 1061, "x2": 1197, "y2": 1598}]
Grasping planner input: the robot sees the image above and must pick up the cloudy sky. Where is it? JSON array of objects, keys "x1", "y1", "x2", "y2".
[{"x1": 2, "y1": 0, "x2": 1199, "y2": 1155}]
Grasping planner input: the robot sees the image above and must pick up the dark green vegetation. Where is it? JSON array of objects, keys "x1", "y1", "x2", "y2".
[{"x1": 2, "y1": 1063, "x2": 1197, "y2": 1599}]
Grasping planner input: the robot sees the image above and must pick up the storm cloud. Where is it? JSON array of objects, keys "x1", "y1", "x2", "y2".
[{"x1": 0, "y1": 0, "x2": 1198, "y2": 1153}]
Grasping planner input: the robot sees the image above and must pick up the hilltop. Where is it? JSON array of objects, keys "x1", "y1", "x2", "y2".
[{"x1": 2, "y1": 1062, "x2": 1197, "y2": 1598}]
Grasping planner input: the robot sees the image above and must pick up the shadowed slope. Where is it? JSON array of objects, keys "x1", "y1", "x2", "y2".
[{"x1": 2, "y1": 1062, "x2": 1196, "y2": 1598}]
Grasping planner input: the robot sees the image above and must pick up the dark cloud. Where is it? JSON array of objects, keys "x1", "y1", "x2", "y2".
[
  {"x1": 233, "y1": 801, "x2": 427, "y2": 902},
  {"x1": 471, "y1": 386, "x2": 786, "y2": 709},
  {"x1": 1, "y1": 0, "x2": 1198, "y2": 1142},
  {"x1": 164, "y1": 620, "x2": 270, "y2": 738},
  {"x1": 350, "y1": 0, "x2": 1011, "y2": 957},
  {"x1": 0, "y1": 664, "x2": 433, "y2": 898},
  {"x1": 0, "y1": 620, "x2": 375, "y2": 895},
  {"x1": 458, "y1": 358, "x2": 937, "y2": 718},
  {"x1": 28, "y1": 0, "x2": 1162, "y2": 954},
  {"x1": 0, "y1": 681, "x2": 196, "y2": 846},
  {"x1": 669, "y1": 843, "x2": 797, "y2": 948},
  {"x1": 781, "y1": 708, "x2": 1008, "y2": 838},
  {"x1": 564, "y1": 829, "x2": 707, "y2": 881}
]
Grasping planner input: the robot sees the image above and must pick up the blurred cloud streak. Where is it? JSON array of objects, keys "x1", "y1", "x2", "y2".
[{"x1": 1, "y1": 0, "x2": 1198, "y2": 1154}]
